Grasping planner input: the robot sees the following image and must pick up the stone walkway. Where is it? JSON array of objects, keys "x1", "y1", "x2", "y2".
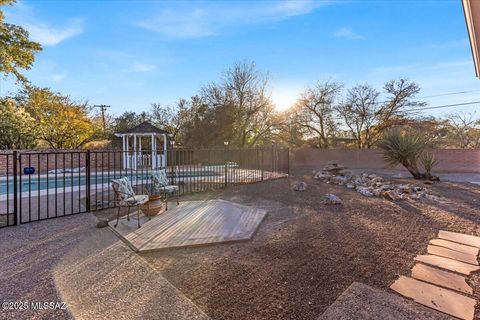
[{"x1": 391, "y1": 230, "x2": 480, "y2": 320}]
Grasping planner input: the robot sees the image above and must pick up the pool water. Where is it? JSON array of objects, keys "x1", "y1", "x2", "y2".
[{"x1": 0, "y1": 170, "x2": 220, "y2": 195}]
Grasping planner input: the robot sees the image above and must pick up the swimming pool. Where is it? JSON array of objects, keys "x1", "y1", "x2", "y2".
[{"x1": 0, "y1": 170, "x2": 221, "y2": 196}]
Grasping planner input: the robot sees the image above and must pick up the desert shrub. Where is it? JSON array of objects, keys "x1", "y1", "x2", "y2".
[{"x1": 378, "y1": 129, "x2": 432, "y2": 180}]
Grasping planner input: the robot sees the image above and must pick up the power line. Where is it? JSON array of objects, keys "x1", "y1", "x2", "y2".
[
  {"x1": 406, "y1": 100, "x2": 480, "y2": 112},
  {"x1": 418, "y1": 89, "x2": 480, "y2": 99}
]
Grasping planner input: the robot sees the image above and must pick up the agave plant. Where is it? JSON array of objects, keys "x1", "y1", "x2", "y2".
[
  {"x1": 420, "y1": 152, "x2": 439, "y2": 179},
  {"x1": 377, "y1": 129, "x2": 428, "y2": 179}
]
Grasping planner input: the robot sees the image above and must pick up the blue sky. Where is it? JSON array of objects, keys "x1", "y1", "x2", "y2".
[{"x1": 1, "y1": 0, "x2": 479, "y2": 116}]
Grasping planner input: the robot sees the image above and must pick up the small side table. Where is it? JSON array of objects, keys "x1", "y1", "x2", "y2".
[{"x1": 140, "y1": 195, "x2": 163, "y2": 217}]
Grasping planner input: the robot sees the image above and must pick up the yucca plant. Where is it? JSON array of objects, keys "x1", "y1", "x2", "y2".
[
  {"x1": 377, "y1": 129, "x2": 428, "y2": 179},
  {"x1": 420, "y1": 152, "x2": 439, "y2": 179}
]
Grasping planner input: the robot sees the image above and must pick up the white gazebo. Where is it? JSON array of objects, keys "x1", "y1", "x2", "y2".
[{"x1": 115, "y1": 121, "x2": 170, "y2": 170}]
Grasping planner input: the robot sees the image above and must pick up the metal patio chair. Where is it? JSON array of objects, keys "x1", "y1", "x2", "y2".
[
  {"x1": 149, "y1": 170, "x2": 179, "y2": 211},
  {"x1": 112, "y1": 177, "x2": 149, "y2": 228}
]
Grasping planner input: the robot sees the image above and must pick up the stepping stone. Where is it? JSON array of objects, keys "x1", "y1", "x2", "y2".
[
  {"x1": 411, "y1": 263, "x2": 473, "y2": 294},
  {"x1": 391, "y1": 276, "x2": 475, "y2": 320},
  {"x1": 427, "y1": 245, "x2": 479, "y2": 265},
  {"x1": 320, "y1": 282, "x2": 455, "y2": 320},
  {"x1": 430, "y1": 239, "x2": 479, "y2": 256},
  {"x1": 414, "y1": 255, "x2": 480, "y2": 275},
  {"x1": 438, "y1": 230, "x2": 480, "y2": 248}
]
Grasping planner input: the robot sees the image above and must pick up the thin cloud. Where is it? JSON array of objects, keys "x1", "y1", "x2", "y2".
[
  {"x1": 26, "y1": 20, "x2": 84, "y2": 46},
  {"x1": 136, "y1": 0, "x2": 331, "y2": 39},
  {"x1": 131, "y1": 62, "x2": 156, "y2": 72},
  {"x1": 4, "y1": 4, "x2": 84, "y2": 46},
  {"x1": 333, "y1": 27, "x2": 363, "y2": 40},
  {"x1": 51, "y1": 73, "x2": 66, "y2": 81}
]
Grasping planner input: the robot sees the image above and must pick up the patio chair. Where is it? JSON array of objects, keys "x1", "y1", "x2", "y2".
[
  {"x1": 149, "y1": 170, "x2": 179, "y2": 210},
  {"x1": 112, "y1": 177, "x2": 149, "y2": 228}
]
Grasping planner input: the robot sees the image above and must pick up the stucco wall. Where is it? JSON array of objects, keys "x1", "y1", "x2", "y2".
[{"x1": 291, "y1": 148, "x2": 480, "y2": 173}]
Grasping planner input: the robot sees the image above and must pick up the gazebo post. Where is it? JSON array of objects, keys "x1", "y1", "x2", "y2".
[
  {"x1": 133, "y1": 134, "x2": 137, "y2": 170},
  {"x1": 126, "y1": 135, "x2": 130, "y2": 169},
  {"x1": 122, "y1": 135, "x2": 126, "y2": 169},
  {"x1": 151, "y1": 133, "x2": 155, "y2": 170},
  {"x1": 163, "y1": 134, "x2": 167, "y2": 168}
]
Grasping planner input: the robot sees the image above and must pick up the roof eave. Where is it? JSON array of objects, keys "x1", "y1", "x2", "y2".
[{"x1": 463, "y1": 0, "x2": 480, "y2": 78}]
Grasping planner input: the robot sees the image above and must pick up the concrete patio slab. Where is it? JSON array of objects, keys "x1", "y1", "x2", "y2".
[
  {"x1": 319, "y1": 282, "x2": 454, "y2": 320},
  {"x1": 109, "y1": 200, "x2": 267, "y2": 252},
  {"x1": 430, "y1": 238, "x2": 479, "y2": 256},
  {"x1": 427, "y1": 244, "x2": 479, "y2": 265},
  {"x1": 390, "y1": 276, "x2": 475, "y2": 320},
  {"x1": 411, "y1": 263, "x2": 473, "y2": 294},
  {"x1": 439, "y1": 230, "x2": 480, "y2": 248},
  {"x1": 414, "y1": 255, "x2": 480, "y2": 275},
  {"x1": 54, "y1": 226, "x2": 210, "y2": 320}
]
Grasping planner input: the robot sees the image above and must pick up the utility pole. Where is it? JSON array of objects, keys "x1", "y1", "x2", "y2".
[{"x1": 93, "y1": 104, "x2": 111, "y2": 136}]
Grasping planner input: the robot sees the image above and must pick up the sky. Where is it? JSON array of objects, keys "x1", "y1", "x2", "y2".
[{"x1": 1, "y1": 0, "x2": 479, "y2": 117}]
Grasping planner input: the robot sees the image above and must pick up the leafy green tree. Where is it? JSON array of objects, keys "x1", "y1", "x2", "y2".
[
  {"x1": 0, "y1": 97, "x2": 36, "y2": 149},
  {"x1": 0, "y1": 0, "x2": 42, "y2": 83},
  {"x1": 17, "y1": 87, "x2": 96, "y2": 149}
]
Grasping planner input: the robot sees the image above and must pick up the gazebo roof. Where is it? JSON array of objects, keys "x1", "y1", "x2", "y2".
[{"x1": 115, "y1": 121, "x2": 170, "y2": 136}]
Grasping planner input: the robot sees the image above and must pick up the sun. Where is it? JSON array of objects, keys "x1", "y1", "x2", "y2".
[{"x1": 271, "y1": 89, "x2": 298, "y2": 112}]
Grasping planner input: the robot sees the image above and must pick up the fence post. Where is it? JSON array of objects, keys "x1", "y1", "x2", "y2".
[
  {"x1": 261, "y1": 148, "x2": 264, "y2": 181},
  {"x1": 85, "y1": 150, "x2": 91, "y2": 211},
  {"x1": 287, "y1": 148, "x2": 290, "y2": 175},
  {"x1": 13, "y1": 151, "x2": 18, "y2": 225},
  {"x1": 224, "y1": 157, "x2": 228, "y2": 188}
]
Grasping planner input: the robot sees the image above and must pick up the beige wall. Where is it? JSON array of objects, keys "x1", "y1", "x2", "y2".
[{"x1": 291, "y1": 148, "x2": 480, "y2": 173}]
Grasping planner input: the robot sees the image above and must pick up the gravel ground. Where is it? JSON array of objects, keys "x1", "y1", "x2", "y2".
[{"x1": 142, "y1": 171, "x2": 480, "y2": 320}]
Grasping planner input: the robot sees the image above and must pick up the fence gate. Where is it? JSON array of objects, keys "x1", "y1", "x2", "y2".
[{"x1": 0, "y1": 147, "x2": 289, "y2": 228}]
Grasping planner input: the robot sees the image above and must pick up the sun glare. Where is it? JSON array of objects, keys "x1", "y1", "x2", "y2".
[{"x1": 272, "y1": 89, "x2": 298, "y2": 112}]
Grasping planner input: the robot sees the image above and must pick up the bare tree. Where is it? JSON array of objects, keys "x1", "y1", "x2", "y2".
[
  {"x1": 336, "y1": 84, "x2": 379, "y2": 148},
  {"x1": 293, "y1": 81, "x2": 342, "y2": 148},
  {"x1": 337, "y1": 79, "x2": 425, "y2": 148},
  {"x1": 200, "y1": 61, "x2": 279, "y2": 146},
  {"x1": 445, "y1": 112, "x2": 480, "y2": 149}
]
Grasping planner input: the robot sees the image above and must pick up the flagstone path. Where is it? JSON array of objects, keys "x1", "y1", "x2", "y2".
[{"x1": 391, "y1": 230, "x2": 480, "y2": 320}]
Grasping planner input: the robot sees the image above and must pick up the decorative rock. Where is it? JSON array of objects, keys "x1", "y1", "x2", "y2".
[
  {"x1": 384, "y1": 190, "x2": 398, "y2": 201},
  {"x1": 345, "y1": 182, "x2": 356, "y2": 189},
  {"x1": 397, "y1": 184, "x2": 412, "y2": 193},
  {"x1": 331, "y1": 176, "x2": 347, "y2": 185},
  {"x1": 312, "y1": 161, "x2": 438, "y2": 202},
  {"x1": 96, "y1": 219, "x2": 109, "y2": 228},
  {"x1": 315, "y1": 172, "x2": 329, "y2": 180},
  {"x1": 357, "y1": 187, "x2": 373, "y2": 197},
  {"x1": 292, "y1": 181, "x2": 307, "y2": 192},
  {"x1": 338, "y1": 169, "x2": 354, "y2": 178},
  {"x1": 324, "y1": 194, "x2": 342, "y2": 205},
  {"x1": 370, "y1": 177, "x2": 383, "y2": 183}
]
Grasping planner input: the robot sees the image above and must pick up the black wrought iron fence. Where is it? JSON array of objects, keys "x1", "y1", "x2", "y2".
[{"x1": 0, "y1": 147, "x2": 289, "y2": 228}]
